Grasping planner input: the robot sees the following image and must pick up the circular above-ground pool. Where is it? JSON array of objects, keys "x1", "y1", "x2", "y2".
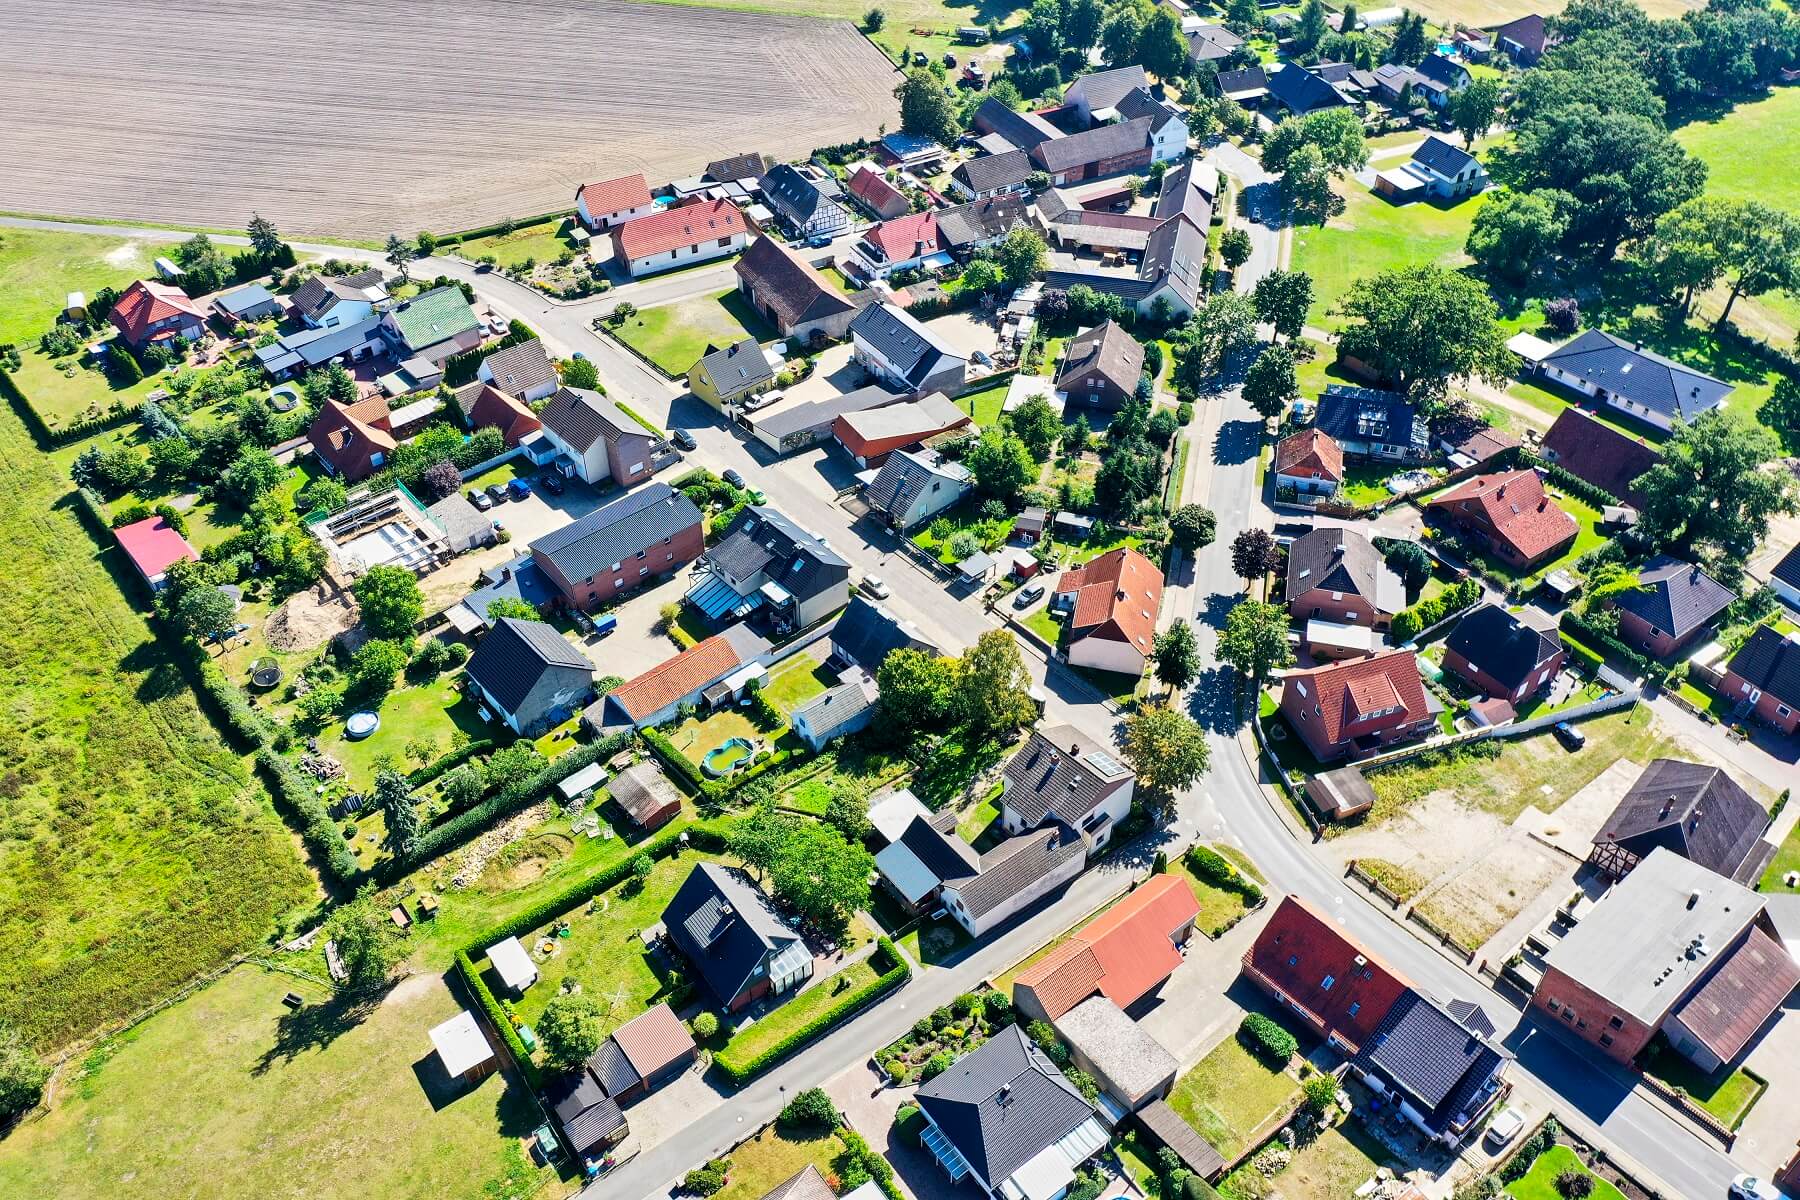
[
  {"x1": 702, "y1": 737, "x2": 753, "y2": 778},
  {"x1": 269, "y1": 383, "x2": 302, "y2": 412},
  {"x1": 345, "y1": 711, "x2": 381, "y2": 739}
]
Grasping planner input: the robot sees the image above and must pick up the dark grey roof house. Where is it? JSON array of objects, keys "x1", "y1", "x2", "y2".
[
  {"x1": 690, "y1": 505, "x2": 852, "y2": 630},
  {"x1": 973, "y1": 97, "x2": 1062, "y2": 152},
  {"x1": 936, "y1": 194, "x2": 1031, "y2": 254},
  {"x1": 692, "y1": 337, "x2": 776, "y2": 407},
  {"x1": 759, "y1": 164, "x2": 852, "y2": 239},
  {"x1": 953, "y1": 150, "x2": 1035, "y2": 200},
  {"x1": 478, "y1": 337, "x2": 558, "y2": 401},
  {"x1": 1057, "y1": 320, "x2": 1146, "y2": 412},
  {"x1": 829, "y1": 595, "x2": 940, "y2": 671},
  {"x1": 529, "y1": 482, "x2": 705, "y2": 611},
  {"x1": 915, "y1": 1024, "x2": 1107, "y2": 1195},
  {"x1": 1284, "y1": 526, "x2": 1407, "y2": 621},
  {"x1": 660, "y1": 863, "x2": 813, "y2": 1011},
  {"x1": 848, "y1": 302, "x2": 968, "y2": 395},
  {"x1": 1215, "y1": 67, "x2": 1270, "y2": 103},
  {"x1": 1267, "y1": 63, "x2": 1350, "y2": 114},
  {"x1": 1590, "y1": 759, "x2": 1771, "y2": 883},
  {"x1": 706, "y1": 152, "x2": 770, "y2": 183},
  {"x1": 863, "y1": 447, "x2": 973, "y2": 531},
  {"x1": 1443, "y1": 603, "x2": 1564, "y2": 702},
  {"x1": 1540, "y1": 331, "x2": 1733, "y2": 431},
  {"x1": 464, "y1": 617, "x2": 595, "y2": 736},
  {"x1": 1411, "y1": 136, "x2": 1477, "y2": 180},
  {"x1": 1001, "y1": 724, "x2": 1136, "y2": 854},
  {"x1": 1314, "y1": 386, "x2": 1430, "y2": 461},
  {"x1": 1353, "y1": 991, "x2": 1510, "y2": 1145},
  {"x1": 1609, "y1": 556, "x2": 1735, "y2": 657},
  {"x1": 545, "y1": 1069, "x2": 626, "y2": 1156},
  {"x1": 1772, "y1": 543, "x2": 1800, "y2": 609}
]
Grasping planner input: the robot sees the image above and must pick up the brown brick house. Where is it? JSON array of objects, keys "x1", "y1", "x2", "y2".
[
  {"x1": 1441, "y1": 603, "x2": 1564, "y2": 705},
  {"x1": 1278, "y1": 649, "x2": 1438, "y2": 763},
  {"x1": 1608, "y1": 556, "x2": 1734, "y2": 660},
  {"x1": 1243, "y1": 895, "x2": 1413, "y2": 1054},
  {"x1": 528, "y1": 482, "x2": 704, "y2": 613},
  {"x1": 1425, "y1": 468, "x2": 1578, "y2": 569},
  {"x1": 1283, "y1": 527, "x2": 1405, "y2": 631},
  {"x1": 1056, "y1": 320, "x2": 1145, "y2": 411},
  {"x1": 1719, "y1": 624, "x2": 1800, "y2": 735}
]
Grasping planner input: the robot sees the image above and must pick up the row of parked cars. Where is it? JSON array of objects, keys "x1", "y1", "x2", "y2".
[{"x1": 466, "y1": 474, "x2": 565, "y2": 512}]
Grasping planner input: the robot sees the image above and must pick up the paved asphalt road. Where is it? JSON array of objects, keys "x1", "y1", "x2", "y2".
[{"x1": 3, "y1": 193, "x2": 1759, "y2": 1200}]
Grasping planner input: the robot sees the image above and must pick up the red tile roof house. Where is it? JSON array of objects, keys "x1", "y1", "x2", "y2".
[
  {"x1": 1273, "y1": 427, "x2": 1344, "y2": 500},
  {"x1": 307, "y1": 395, "x2": 398, "y2": 480},
  {"x1": 1051, "y1": 546, "x2": 1164, "y2": 677},
  {"x1": 1243, "y1": 894, "x2": 1414, "y2": 1055},
  {"x1": 847, "y1": 165, "x2": 911, "y2": 221},
  {"x1": 455, "y1": 381, "x2": 542, "y2": 448},
  {"x1": 1719, "y1": 624, "x2": 1800, "y2": 736},
  {"x1": 1532, "y1": 847, "x2": 1800, "y2": 1074},
  {"x1": 1606, "y1": 556, "x2": 1735, "y2": 660},
  {"x1": 849, "y1": 211, "x2": 943, "y2": 281},
  {"x1": 575, "y1": 174, "x2": 657, "y2": 231},
  {"x1": 1538, "y1": 408, "x2": 1659, "y2": 509},
  {"x1": 612, "y1": 198, "x2": 748, "y2": 279},
  {"x1": 109, "y1": 279, "x2": 208, "y2": 351},
  {"x1": 1278, "y1": 649, "x2": 1438, "y2": 763},
  {"x1": 587, "y1": 622, "x2": 772, "y2": 732},
  {"x1": 114, "y1": 514, "x2": 198, "y2": 591},
  {"x1": 1013, "y1": 874, "x2": 1202, "y2": 1023},
  {"x1": 1425, "y1": 467, "x2": 1578, "y2": 571}
]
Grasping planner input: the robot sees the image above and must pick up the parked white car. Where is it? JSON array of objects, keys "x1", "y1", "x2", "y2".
[
  {"x1": 1729, "y1": 1175, "x2": 1781, "y2": 1200},
  {"x1": 1484, "y1": 1109, "x2": 1524, "y2": 1148},
  {"x1": 859, "y1": 576, "x2": 891, "y2": 600}
]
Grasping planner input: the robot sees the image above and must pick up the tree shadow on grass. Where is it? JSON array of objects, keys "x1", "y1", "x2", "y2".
[
  {"x1": 118, "y1": 638, "x2": 190, "y2": 704},
  {"x1": 253, "y1": 986, "x2": 383, "y2": 1076}
]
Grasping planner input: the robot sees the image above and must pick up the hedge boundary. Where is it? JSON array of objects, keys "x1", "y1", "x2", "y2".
[
  {"x1": 642, "y1": 724, "x2": 800, "y2": 804},
  {"x1": 713, "y1": 938, "x2": 910, "y2": 1084},
  {"x1": 1560, "y1": 610, "x2": 1656, "y2": 679}
]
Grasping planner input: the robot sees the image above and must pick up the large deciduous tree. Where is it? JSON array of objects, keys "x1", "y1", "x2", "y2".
[
  {"x1": 959, "y1": 629, "x2": 1038, "y2": 739},
  {"x1": 895, "y1": 68, "x2": 959, "y2": 145},
  {"x1": 1467, "y1": 190, "x2": 1572, "y2": 285},
  {"x1": 539, "y1": 994, "x2": 607, "y2": 1068},
  {"x1": 965, "y1": 427, "x2": 1036, "y2": 501},
  {"x1": 1170, "y1": 503, "x2": 1217, "y2": 551},
  {"x1": 1242, "y1": 344, "x2": 1298, "y2": 421},
  {"x1": 1122, "y1": 704, "x2": 1211, "y2": 801},
  {"x1": 1229, "y1": 527, "x2": 1281, "y2": 587},
  {"x1": 1217, "y1": 597, "x2": 1295, "y2": 680},
  {"x1": 352, "y1": 564, "x2": 425, "y2": 640},
  {"x1": 876, "y1": 647, "x2": 957, "y2": 733},
  {"x1": 327, "y1": 890, "x2": 402, "y2": 996},
  {"x1": 1632, "y1": 412, "x2": 1798, "y2": 558},
  {"x1": 1007, "y1": 393, "x2": 1065, "y2": 461},
  {"x1": 1447, "y1": 77, "x2": 1503, "y2": 148},
  {"x1": 996, "y1": 227, "x2": 1049, "y2": 286},
  {"x1": 1333, "y1": 265, "x2": 1514, "y2": 405},
  {"x1": 1252, "y1": 269, "x2": 1314, "y2": 342},
  {"x1": 1712, "y1": 199, "x2": 1800, "y2": 329},
  {"x1": 1633, "y1": 196, "x2": 1727, "y2": 318},
  {"x1": 1152, "y1": 621, "x2": 1202, "y2": 693}
]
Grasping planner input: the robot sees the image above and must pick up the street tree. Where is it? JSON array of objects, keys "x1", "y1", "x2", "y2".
[
  {"x1": 1170, "y1": 503, "x2": 1217, "y2": 551},
  {"x1": 352, "y1": 564, "x2": 425, "y2": 640},
  {"x1": 1230, "y1": 528, "x2": 1282, "y2": 586},
  {"x1": 385, "y1": 234, "x2": 416, "y2": 282},
  {"x1": 1122, "y1": 705, "x2": 1211, "y2": 801},
  {"x1": 1218, "y1": 597, "x2": 1295, "y2": 680},
  {"x1": 1252, "y1": 269, "x2": 1314, "y2": 341},
  {"x1": 1280, "y1": 143, "x2": 1336, "y2": 223},
  {"x1": 1633, "y1": 412, "x2": 1798, "y2": 557},
  {"x1": 246, "y1": 212, "x2": 284, "y2": 259},
  {"x1": 1333, "y1": 265, "x2": 1514, "y2": 405},
  {"x1": 1152, "y1": 620, "x2": 1202, "y2": 693},
  {"x1": 1242, "y1": 343, "x2": 1298, "y2": 422},
  {"x1": 1219, "y1": 228, "x2": 1253, "y2": 271}
]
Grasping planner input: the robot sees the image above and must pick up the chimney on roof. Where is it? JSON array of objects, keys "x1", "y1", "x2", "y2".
[
  {"x1": 1687, "y1": 889, "x2": 1702, "y2": 910},
  {"x1": 1069, "y1": 742, "x2": 1081, "y2": 756}
]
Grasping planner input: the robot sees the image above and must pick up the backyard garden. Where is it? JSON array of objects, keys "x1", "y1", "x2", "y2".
[
  {"x1": 606, "y1": 287, "x2": 777, "y2": 376},
  {"x1": 1165, "y1": 1016, "x2": 1307, "y2": 1162}
]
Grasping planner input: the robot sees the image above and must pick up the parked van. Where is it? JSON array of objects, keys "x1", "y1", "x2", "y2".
[{"x1": 592, "y1": 613, "x2": 618, "y2": 638}]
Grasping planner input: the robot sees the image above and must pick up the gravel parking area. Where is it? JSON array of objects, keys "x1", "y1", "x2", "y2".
[{"x1": 3, "y1": 0, "x2": 900, "y2": 240}]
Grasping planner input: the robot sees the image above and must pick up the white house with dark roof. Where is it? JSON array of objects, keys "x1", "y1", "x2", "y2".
[
  {"x1": 1373, "y1": 136, "x2": 1489, "y2": 201},
  {"x1": 1113, "y1": 88, "x2": 1189, "y2": 163},
  {"x1": 532, "y1": 386, "x2": 668, "y2": 488},
  {"x1": 290, "y1": 267, "x2": 387, "y2": 330},
  {"x1": 952, "y1": 150, "x2": 1035, "y2": 201},
  {"x1": 1770, "y1": 543, "x2": 1800, "y2": 610},
  {"x1": 999, "y1": 724, "x2": 1135, "y2": 856},
  {"x1": 685, "y1": 505, "x2": 851, "y2": 632},
  {"x1": 792, "y1": 676, "x2": 878, "y2": 750},
  {"x1": 862, "y1": 447, "x2": 972, "y2": 530},
  {"x1": 1063, "y1": 65, "x2": 1152, "y2": 123},
  {"x1": 1538, "y1": 330, "x2": 1733, "y2": 431},
  {"x1": 760, "y1": 164, "x2": 852, "y2": 240},
  {"x1": 914, "y1": 1025, "x2": 1108, "y2": 1200},
  {"x1": 464, "y1": 617, "x2": 596, "y2": 735},
  {"x1": 849, "y1": 303, "x2": 968, "y2": 396}
]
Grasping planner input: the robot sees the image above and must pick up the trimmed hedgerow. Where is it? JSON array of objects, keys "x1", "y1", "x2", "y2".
[
  {"x1": 456, "y1": 947, "x2": 540, "y2": 1088},
  {"x1": 407, "y1": 738, "x2": 495, "y2": 788},
  {"x1": 1239, "y1": 1012, "x2": 1298, "y2": 1064}
]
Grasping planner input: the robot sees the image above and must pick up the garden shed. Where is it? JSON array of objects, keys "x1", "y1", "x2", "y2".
[
  {"x1": 429, "y1": 1010, "x2": 496, "y2": 1085},
  {"x1": 486, "y1": 935, "x2": 539, "y2": 994}
]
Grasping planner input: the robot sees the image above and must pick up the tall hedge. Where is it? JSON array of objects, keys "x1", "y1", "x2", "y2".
[
  {"x1": 258, "y1": 746, "x2": 361, "y2": 885},
  {"x1": 456, "y1": 948, "x2": 540, "y2": 1088},
  {"x1": 713, "y1": 939, "x2": 910, "y2": 1083}
]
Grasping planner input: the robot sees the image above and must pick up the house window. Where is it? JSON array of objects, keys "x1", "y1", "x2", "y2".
[
  {"x1": 1561, "y1": 1008, "x2": 1576, "y2": 1022},
  {"x1": 1321, "y1": 975, "x2": 1335, "y2": 990},
  {"x1": 614, "y1": 579, "x2": 624, "y2": 588},
  {"x1": 636, "y1": 550, "x2": 646, "y2": 559},
  {"x1": 1598, "y1": 1033, "x2": 1614, "y2": 1048},
  {"x1": 639, "y1": 567, "x2": 649, "y2": 576},
  {"x1": 1348, "y1": 1002, "x2": 1361, "y2": 1017},
  {"x1": 718, "y1": 237, "x2": 732, "y2": 248},
  {"x1": 611, "y1": 561, "x2": 621, "y2": 572},
  {"x1": 1546, "y1": 1000, "x2": 1560, "y2": 1013},
  {"x1": 1608, "y1": 1015, "x2": 1624, "y2": 1030},
  {"x1": 1780, "y1": 704, "x2": 1793, "y2": 717}
]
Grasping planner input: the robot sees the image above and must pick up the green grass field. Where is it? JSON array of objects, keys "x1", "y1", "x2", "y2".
[
  {"x1": 453, "y1": 217, "x2": 580, "y2": 269},
  {"x1": 1641, "y1": 1041, "x2": 1766, "y2": 1129},
  {"x1": 1292, "y1": 182, "x2": 1491, "y2": 331},
  {"x1": 0, "y1": 391, "x2": 312, "y2": 1051},
  {"x1": 957, "y1": 377, "x2": 1010, "y2": 425},
  {"x1": 610, "y1": 287, "x2": 776, "y2": 376},
  {"x1": 711, "y1": 1124, "x2": 850, "y2": 1200},
  {"x1": 0, "y1": 964, "x2": 561, "y2": 1200},
  {"x1": 0, "y1": 226, "x2": 157, "y2": 346},
  {"x1": 1759, "y1": 818, "x2": 1800, "y2": 893}
]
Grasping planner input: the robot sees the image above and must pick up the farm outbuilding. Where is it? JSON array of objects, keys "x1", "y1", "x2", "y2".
[
  {"x1": 486, "y1": 936, "x2": 538, "y2": 994},
  {"x1": 429, "y1": 1010, "x2": 496, "y2": 1085}
]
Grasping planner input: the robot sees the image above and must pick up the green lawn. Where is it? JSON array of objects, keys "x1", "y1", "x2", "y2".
[
  {"x1": 711, "y1": 1123, "x2": 851, "y2": 1200},
  {"x1": 957, "y1": 376, "x2": 1010, "y2": 425},
  {"x1": 912, "y1": 499, "x2": 1013, "y2": 564},
  {"x1": 1759, "y1": 817, "x2": 1800, "y2": 893},
  {"x1": 0, "y1": 226, "x2": 158, "y2": 346},
  {"x1": 1071, "y1": 664, "x2": 1145, "y2": 707},
  {"x1": 1506, "y1": 376, "x2": 1671, "y2": 445},
  {"x1": 453, "y1": 217, "x2": 580, "y2": 269},
  {"x1": 1338, "y1": 461, "x2": 1407, "y2": 507},
  {"x1": 608, "y1": 287, "x2": 775, "y2": 376},
  {"x1": 1292, "y1": 183, "x2": 1491, "y2": 331},
  {"x1": 1640, "y1": 1040, "x2": 1766, "y2": 1129},
  {"x1": 763, "y1": 656, "x2": 833, "y2": 714},
  {"x1": 1172, "y1": 859, "x2": 1256, "y2": 937},
  {"x1": 501, "y1": 847, "x2": 723, "y2": 1030},
  {"x1": 1166, "y1": 1031, "x2": 1303, "y2": 1161},
  {"x1": 1270, "y1": 1119, "x2": 1398, "y2": 1200},
  {"x1": 0, "y1": 963, "x2": 559, "y2": 1200},
  {"x1": 957, "y1": 793, "x2": 1002, "y2": 843},
  {"x1": 721, "y1": 956, "x2": 881, "y2": 1061},
  {"x1": 1021, "y1": 604, "x2": 1062, "y2": 648},
  {"x1": 317, "y1": 679, "x2": 491, "y2": 792},
  {"x1": 0, "y1": 393, "x2": 312, "y2": 1052},
  {"x1": 1505, "y1": 1145, "x2": 1625, "y2": 1200},
  {"x1": 1676, "y1": 89, "x2": 1800, "y2": 217}
]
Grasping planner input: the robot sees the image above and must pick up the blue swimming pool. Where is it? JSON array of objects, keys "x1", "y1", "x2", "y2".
[{"x1": 701, "y1": 737, "x2": 753, "y2": 777}]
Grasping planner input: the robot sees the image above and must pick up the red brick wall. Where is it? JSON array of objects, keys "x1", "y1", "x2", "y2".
[
  {"x1": 1288, "y1": 587, "x2": 1391, "y2": 629},
  {"x1": 1615, "y1": 609, "x2": 1685, "y2": 660},
  {"x1": 533, "y1": 521, "x2": 704, "y2": 613},
  {"x1": 1531, "y1": 965, "x2": 1653, "y2": 1065},
  {"x1": 1443, "y1": 646, "x2": 1566, "y2": 702},
  {"x1": 1721, "y1": 670, "x2": 1800, "y2": 734}
]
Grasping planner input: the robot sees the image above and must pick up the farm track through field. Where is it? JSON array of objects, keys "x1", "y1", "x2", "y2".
[{"x1": 2, "y1": 0, "x2": 900, "y2": 240}]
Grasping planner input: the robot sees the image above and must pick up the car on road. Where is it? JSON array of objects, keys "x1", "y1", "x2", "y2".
[
  {"x1": 860, "y1": 576, "x2": 891, "y2": 600},
  {"x1": 1730, "y1": 1176, "x2": 1780, "y2": 1200},
  {"x1": 1484, "y1": 1109, "x2": 1524, "y2": 1148},
  {"x1": 722, "y1": 468, "x2": 746, "y2": 489},
  {"x1": 671, "y1": 429, "x2": 697, "y2": 451},
  {"x1": 1013, "y1": 582, "x2": 1046, "y2": 609},
  {"x1": 484, "y1": 483, "x2": 510, "y2": 505},
  {"x1": 468, "y1": 488, "x2": 494, "y2": 511},
  {"x1": 1553, "y1": 721, "x2": 1586, "y2": 752},
  {"x1": 537, "y1": 474, "x2": 564, "y2": 496},
  {"x1": 486, "y1": 314, "x2": 508, "y2": 335}
]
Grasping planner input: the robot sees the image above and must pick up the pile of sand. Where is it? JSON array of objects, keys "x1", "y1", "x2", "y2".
[{"x1": 266, "y1": 583, "x2": 358, "y2": 653}]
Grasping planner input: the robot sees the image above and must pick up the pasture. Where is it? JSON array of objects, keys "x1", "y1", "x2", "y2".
[{"x1": 0, "y1": 0, "x2": 900, "y2": 241}]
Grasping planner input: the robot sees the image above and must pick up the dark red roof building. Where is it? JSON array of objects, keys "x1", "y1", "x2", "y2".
[
  {"x1": 109, "y1": 279, "x2": 207, "y2": 350},
  {"x1": 1278, "y1": 649, "x2": 1438, "y2": 763},
  {"x1": 1425, "y1": 468, "x2": 1578, "y2": 569},
  {"x1": 1244, "y1": 895, "x2": 1414, "y2": 1054}
]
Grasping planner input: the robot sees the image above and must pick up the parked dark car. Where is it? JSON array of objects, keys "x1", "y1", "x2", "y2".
[
  {"x1": 1553, "y1": 721, "x2": 1586, "y2": 751},
  {"x1": 484, "y1": 483, "x2": 510, "y2": 504},
  {"x1": 671, "y1": 429, "x2": 697, "y2": 451},
  {"x1": 468, "y1": 489, "x2": 495, "y2": 512},
  {"x1": 722, "y1": 468, "x2": 746, "y2": 489},
  {"x1": 1012, "y1": 582, "x2": 1047, "y2": 609},
  {"x1": 537, "y1": 474, "x2": 564, "y2": 496}
]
